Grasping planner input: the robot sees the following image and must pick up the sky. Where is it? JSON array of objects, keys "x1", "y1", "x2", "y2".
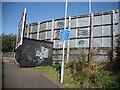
[{"x1": 2, "y1": 1, "x2": 120, "y2": 34}]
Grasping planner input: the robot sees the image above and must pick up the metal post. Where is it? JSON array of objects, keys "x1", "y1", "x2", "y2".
[
  {"x1": 88, "y1": 0, "x2": 92, "y2": 63},
  {"x1": 89, "y1": 0, "x2": 91, "y2": 14},
  {"x1": 66, "y1": 16, "x2": 71, "y2": 63},
  {"x1": 61, "y1": 0, "x2": 68, "y2": 84}
]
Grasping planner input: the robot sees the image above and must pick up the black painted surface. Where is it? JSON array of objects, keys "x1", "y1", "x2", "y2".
[{"x1": 15, "y1": 37, "x2": 53, "y2": 67}]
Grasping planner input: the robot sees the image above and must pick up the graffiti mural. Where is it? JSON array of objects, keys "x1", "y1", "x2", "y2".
[{"x1": 35, "y1": 46, "x2": 49, "y2": 65}]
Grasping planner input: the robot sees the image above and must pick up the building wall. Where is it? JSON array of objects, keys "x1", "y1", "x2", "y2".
[{"x1": 24, "y1": 10, "x2": 119, "y2": 63}]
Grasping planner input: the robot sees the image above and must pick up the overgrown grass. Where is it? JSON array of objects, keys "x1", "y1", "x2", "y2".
[
  {"x1": 33, "y1": 66, "x2": 76, "y2": 88},
  {"x1": 22, "y1": 63, "x2": 120, "y2": 88},
  {"x1": 65, "y1": 61, "x2": 120, "y2": 89}
]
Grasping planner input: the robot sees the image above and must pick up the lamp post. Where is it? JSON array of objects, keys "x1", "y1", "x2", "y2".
[{"x1": 60, "y1": 0, "x2": 68, "y2": 84}]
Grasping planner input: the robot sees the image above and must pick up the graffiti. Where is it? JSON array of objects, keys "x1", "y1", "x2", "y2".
[
  {"x1": 35, "y1": 46, "x2": 49, "y2": 65},
  {"x1": 79, "y1": 40, "x2": 84, "y2": 45},
  {"x1": 56, "y1": 41, "x2": 63, "y2": 48},
  {"x1": 77, "y1": 29, "x2": 88, "y2": 36},
  {"x1": 57, "y1": 21, "x2": 64, "y2": 28}
]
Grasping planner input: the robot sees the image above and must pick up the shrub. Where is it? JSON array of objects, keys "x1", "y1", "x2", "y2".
[{"x1": 95, "y1": 70, "x2": 119, "y2": 89}]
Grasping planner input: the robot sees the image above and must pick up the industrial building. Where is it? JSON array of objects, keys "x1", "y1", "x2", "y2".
[{"x1": 22, "y1": 9, "x2": 119, "y2": 64}]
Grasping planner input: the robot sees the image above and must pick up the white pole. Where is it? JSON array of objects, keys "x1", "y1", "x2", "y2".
[
  {"x1": 61, "y1": 0, "x2": 68, "y2": 84},
  {"x1": 89, "y1": 0, "x2": 91, "y2": 14},
  {"x1": 20, "y1": 8, "x2": 26, "y2": 45}
]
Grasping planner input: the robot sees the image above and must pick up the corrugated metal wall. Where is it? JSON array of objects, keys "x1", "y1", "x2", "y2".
[{"x1": 24, "y1": 10, "x2": 119, "y2": 63}]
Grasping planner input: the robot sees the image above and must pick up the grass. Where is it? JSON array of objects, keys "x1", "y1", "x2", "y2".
[
  {"x1": 21, "y1": 64, "x2": 120, "y2": 88},
  {"x1": 33, "y1": 66, "x2": 77, "y2": 88}
]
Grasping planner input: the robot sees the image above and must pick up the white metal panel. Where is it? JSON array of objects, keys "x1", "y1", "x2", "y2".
[
  {"x1": 71, "y1": 18, "x2": 76, "y2": 27},
  {"x1": 39, "y1": 32, "x2": 45, "y2": 40},
  {"x1": 40, "y1": 23, "x2": 46, "y2": 30},
  {"x1": 70, "y1": 29, "x2": 76, "y2": 38},
  {"x1": 94, "y1": 16, "x2": 102, "y2": 25},
  {"x1": 93, "y1": 38, "x2": 102, "y2": 47},
  {"x1": 103, "y1": 14, "x2": 112, "y2": 24},
  {"x1": 48, "y1": 22, "x2": 52, "y2": 30},
  {"x1": 93, "y1": 26, "x2": 102, "y2": 36},
  {"x1": 70, "y1": 39, "x2": 76, "y2": 47},
  {"x1": 103, "y1": 37, "x2": 111, "y2": 47},
  {"x1": 31, "y1": 25, "x2": 38, "y2": 32},
  {"x1": 78, "y1": 17, "x2": 89, "y2": 27},
  {"x1": 102, "y1": 26, "x2": 111, "y2": 36}
]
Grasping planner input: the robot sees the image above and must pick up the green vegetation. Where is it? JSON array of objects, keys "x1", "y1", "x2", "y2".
[
  {"x1": 2, "y1": 33, "x2": 16, "y2": 53},
  {"x1": 31, "y1": 35, "x2": 120, "y2": 88},
  {"x1": 33, "y1": 46, "x2": 120, "y2": 88},
  {"x1": 33, "y1": 62, "x2": 120, "y2": 88},
  {"x1": 33, "y1": 65, "x2": 76, "y2": 88}
]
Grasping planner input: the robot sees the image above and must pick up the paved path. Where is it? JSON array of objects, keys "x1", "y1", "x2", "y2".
[{"x1": 2, "y1": 59, "x2": 60, "y2": 88}]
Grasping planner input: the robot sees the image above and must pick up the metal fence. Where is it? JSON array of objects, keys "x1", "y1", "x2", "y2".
[{"x1": 23, "y1": 10, "x2": 119, "y2": 63}]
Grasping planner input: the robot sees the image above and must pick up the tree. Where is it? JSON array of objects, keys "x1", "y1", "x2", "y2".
[{"x1": 2, "y1": 33, "x2": 16, "y2": 53}]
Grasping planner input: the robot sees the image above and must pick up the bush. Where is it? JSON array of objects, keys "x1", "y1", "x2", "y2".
[{"x1": 95, "y1": 70, "x2": 119, "y2": 89}]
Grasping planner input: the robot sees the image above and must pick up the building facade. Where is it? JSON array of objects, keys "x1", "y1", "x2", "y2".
[{"x1": 23, "y1": 10, "x2": 119, "y2": 63}]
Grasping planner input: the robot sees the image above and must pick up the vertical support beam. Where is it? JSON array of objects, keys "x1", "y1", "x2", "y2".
[
  {"x1": 101, "y1": 13, "x2": 103, "y2": 61},
  {"x1": 76, "y1": 17, "x2": 78, "y2": 61},
  {"x1": 27, "y1": 24, "x2": 30, "y2": 38},
  {"x1": 45, "y1": 22, "x2": 48, "y2": 40},
  {"x1": 88, "y1": 13, "x2": 94, "y2": 63},
  {"x1": 51, "y1": 19, "x2": 54, "y2": 42},
  {"x1": 66, "y1": 16, "x2": 71, "y2": 63},
  {"x1": 112, "y1": 10, "x2": 116, "y2": 60},
  {"x1": 101, "y1": 14, "x2": 103, "y2": 47},
  {"x1": 30, "y1": 24, "x2": 32, "y2": 38},
  {"x1": 76, "y1": 18, "x2": 78, "y2": 47},
  {"x1": 101, "y1": 13, "x2": 104, "y2": 61},
  {"x1": 37, "y1": 22, "x2": 40, "y2": 40}
]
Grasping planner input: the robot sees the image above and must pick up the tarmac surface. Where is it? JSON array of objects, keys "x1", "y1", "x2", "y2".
[{"x1": 2, "y1": 58, "x2": 60, "y2": 89}]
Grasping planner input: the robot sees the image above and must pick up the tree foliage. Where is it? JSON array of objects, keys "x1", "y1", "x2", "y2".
[{"x1": 2, "y1": 33, "x2": 16, "y2": 53}]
